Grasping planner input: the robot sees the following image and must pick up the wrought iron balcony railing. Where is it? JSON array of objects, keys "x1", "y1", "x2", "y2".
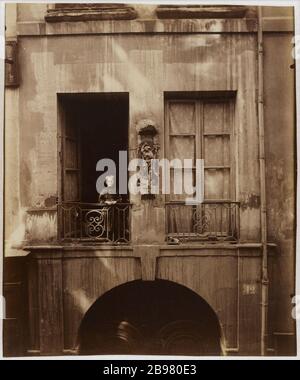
[
  {"x1": 58, "y1": 202, "x2": 131, "y2": 244},
  {"x1": 166, "y1": 201, "x2": 240, "y2": 243}
]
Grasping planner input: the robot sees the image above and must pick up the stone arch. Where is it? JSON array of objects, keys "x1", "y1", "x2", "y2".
[{"x1": 77, "y1": 279, "x2": 224, "y2": 355}]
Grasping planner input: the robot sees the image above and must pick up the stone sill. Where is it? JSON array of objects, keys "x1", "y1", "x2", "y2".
[
  {"x1": 23, "y1": 242, "x2": 277, "y2": 249},
  {"x1": 23, "y1": 243, "x2": 276, "y2": 259},
  {"x1": 16, "y1": 17, "x2": 294, "y2": 37},
  {"x1": 17, "y1": 18, "x2": 258, "y2": 36}
]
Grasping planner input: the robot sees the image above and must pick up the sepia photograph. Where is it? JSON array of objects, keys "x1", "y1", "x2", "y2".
[{"x1": 1, "y1": 0, "x2": 299, "y2": 360}]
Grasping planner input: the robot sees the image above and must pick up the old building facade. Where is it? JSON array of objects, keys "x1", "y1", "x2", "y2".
[{"x1": 3, "y1": 3, "x2": 296, "y2": 356}]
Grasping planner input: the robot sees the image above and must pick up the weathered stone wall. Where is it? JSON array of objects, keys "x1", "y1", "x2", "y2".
[
  {"x1": 26, "y1": 246, "x2": 262, "y2": 355},
  {"x1": 3, "y1": 4, "x2": 296, "y2": 356},
  {"x1": 7, "y1": 16, "x2": 260, "y2": 247},
  {"x1": 263, "y1": 25, "x2": 296, "y2": 352}
]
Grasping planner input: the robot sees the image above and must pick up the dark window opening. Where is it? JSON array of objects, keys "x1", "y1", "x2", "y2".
[
  {"x1": 59, "y1": 92, "x2": 128, "y2": 203},
  {"x1": 57, "y1": 93, "x2": 130, "y2": 243}
]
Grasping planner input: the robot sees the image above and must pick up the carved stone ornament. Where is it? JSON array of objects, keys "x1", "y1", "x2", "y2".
[
  {"x1": 137, "y1": 119, "x2": 159, "y2": 155},
  {"x1": 136, "y1": 119, "x2": 160, "y2": 199}
]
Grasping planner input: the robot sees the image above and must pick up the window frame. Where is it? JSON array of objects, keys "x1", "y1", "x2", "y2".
[{"x1": 164, "y1": 96, "x2": 236, "y2": 203}]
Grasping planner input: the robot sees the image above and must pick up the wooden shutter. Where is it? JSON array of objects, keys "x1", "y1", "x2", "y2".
[
  {"x1": 166, "y1": 100, "x2": 199, "y2": 202},
  {"x1": 62, "y1": 105, "x2": 81, "y2": 202},
  {"x1": 202, "y1": 100, "x2": 234, "y2": 237},
  {"x1": 166, "y1": 100, "x2": 199, "y2": 234},
  {"x1": 166, "y1": 97, "x2": 234, "y2": 239},
  {"x1": 202, "y1": 100, "x2": 232, "y2": 200}
]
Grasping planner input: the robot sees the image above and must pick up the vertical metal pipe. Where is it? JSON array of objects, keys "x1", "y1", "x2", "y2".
[{"x1": 257, "y1": 6, "x2": 269, "y2": 356}]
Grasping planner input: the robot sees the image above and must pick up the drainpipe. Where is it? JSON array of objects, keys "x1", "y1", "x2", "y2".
[{"x1": 257, "y1": 6, "x2": 269, "y2": 356}]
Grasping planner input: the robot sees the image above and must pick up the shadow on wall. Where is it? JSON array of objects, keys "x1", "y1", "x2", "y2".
[{"x1": 77, "y1": 279, "x2": 224, "y2": 356}]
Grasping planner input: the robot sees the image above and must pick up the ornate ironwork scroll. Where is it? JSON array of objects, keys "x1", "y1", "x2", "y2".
[{"x1": 58, "y1": 202, "x2": 131, "y2": 243}]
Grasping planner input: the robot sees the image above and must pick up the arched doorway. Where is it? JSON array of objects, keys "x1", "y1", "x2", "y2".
[{"x1": 78, "y1": 280, "x2": 222, "y2": 355}]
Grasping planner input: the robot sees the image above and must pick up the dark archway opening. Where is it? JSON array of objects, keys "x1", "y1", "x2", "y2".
[{"x1": 78, "y1": 280, "x2": 222, "y2": 356}]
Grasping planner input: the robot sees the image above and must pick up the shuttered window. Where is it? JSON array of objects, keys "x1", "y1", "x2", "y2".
[{"x1": 165, "y1": 98, "x2": 234, "y2": 201}]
